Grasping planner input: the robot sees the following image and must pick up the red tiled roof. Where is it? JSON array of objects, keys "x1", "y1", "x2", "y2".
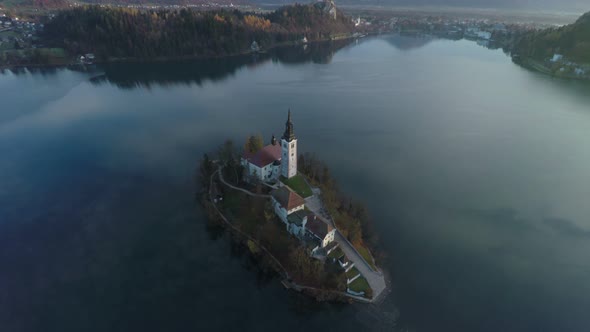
[
  {"x1": 243, "y1": 143, "x2": 281, "y2": 168},
  {"x1": 271, "y1": 186, "x2": 305, "y2": 211}
]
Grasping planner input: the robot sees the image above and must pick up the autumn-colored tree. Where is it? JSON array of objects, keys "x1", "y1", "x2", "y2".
[
  {"x1": 289, "y1": 246, "x2": 324, "y2": 285},
  {"x1": 244, "y1": 15, "x2": 271, "y2": 31},
  {"x1": 42, "y1": 5, "x2": 354, "y2": 61},
  {"x1": 244, "y1": 134, "x2": 264, "y2": 154}
]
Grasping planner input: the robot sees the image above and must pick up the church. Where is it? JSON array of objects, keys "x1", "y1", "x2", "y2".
[
  {"x1": 241, "y1": 110, "x2": 336, "y2": 250},
  {"x1": 241, "y1": 110, "x2": 298, "y2": 182}
]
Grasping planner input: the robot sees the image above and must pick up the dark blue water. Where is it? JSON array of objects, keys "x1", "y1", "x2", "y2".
[{"x1": 1, "y1": 36, "x2": 590, "y2": 332}]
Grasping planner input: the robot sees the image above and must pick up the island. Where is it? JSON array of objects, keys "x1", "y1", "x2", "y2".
[{"x1": 197, "y1": 111, "x2": 387, "y2": 303}]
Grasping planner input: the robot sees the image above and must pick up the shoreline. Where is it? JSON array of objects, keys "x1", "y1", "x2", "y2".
[
  {"x1": 512, "y1": 56, "x2": 590, "y2": 81},
  {"x1": 0, "y1": 34, "x2": 358, "y2": 71}
]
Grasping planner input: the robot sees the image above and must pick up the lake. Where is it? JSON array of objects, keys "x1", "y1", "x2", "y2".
[{"x1": 1, "y1": 35, "x2": 590, "y2": 332}]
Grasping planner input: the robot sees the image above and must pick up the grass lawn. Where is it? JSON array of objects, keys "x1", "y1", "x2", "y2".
[
  {"x1": 348, "y1": 276, "x2": 371, "y2": 295},
  {"x1": 219, "y1": 188, "x2": 266, "y2": 234},
  {"x1": 355, "y1": 244, "x2": 377, "y2": 270},
  {"x1": 280, "y1": 174, "x2": 312, "y2": 198},
  {"x1": 327, "y1": 247, "x2": 344, "y2": 259},
  {"x1": 345, "y1": 266, "x2": 360, "y2": 280},
  {"x1": 221, "y1": 189, "x2": 241, "y2": 214},
  {"x1": 46, "y1": 47, "x2": 66, "y2": 58}
]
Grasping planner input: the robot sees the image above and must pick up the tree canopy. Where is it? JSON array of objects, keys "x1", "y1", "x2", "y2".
[
  {"x1": 42, "y1": 4, "x2": 354, "y2": 60},
  {"x1": 244, "y1": 134, "x2": 264, "y2": 154},
  {"x1": 513, "y1": 11, "x2": 590, "y2": 63}
]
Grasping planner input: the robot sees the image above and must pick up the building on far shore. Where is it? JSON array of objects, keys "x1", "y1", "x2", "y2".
[{"x1": 551, "y1": 53, "x2": 563, "y2": 62}]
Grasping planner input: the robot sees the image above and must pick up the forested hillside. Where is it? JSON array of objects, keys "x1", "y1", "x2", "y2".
[
  {"x1": 514, "y1": 11, "x2": 590, "y2": 63},
  {"x1": 1, "y1": 0, "x2": 71, "y2": 10},
  {"x1": 42, "y1": 3, "x2": 354, "y2": 60}
]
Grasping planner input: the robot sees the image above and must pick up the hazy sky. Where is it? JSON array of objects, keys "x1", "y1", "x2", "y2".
[{"x1": 341, "y1": 0, "x2": 588, "y2": 11}]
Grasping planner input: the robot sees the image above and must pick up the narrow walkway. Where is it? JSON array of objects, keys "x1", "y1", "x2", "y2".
[{"x1": 217, "y1": 167, "x2": 271, "y2": 198}]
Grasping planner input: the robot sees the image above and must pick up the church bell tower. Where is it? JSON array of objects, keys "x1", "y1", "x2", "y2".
[{"x1": 281, "y1": 110, "x2": 297, "y2": 179}]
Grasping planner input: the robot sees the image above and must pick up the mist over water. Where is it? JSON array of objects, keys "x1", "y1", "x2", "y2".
[{"x1": 1, "y1": 36, "x2": 590, "y2": 332}]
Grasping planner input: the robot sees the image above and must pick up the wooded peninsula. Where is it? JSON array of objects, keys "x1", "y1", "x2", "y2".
[
  {"x1": 509, "y1": 11, "x2": 590, "y2": 79},
  {"x1": 1, "y1": 1, "x2": 355, "y2": 66}
]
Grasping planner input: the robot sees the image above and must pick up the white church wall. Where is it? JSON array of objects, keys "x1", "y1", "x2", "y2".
[
  {"x1": 281, "y1": 138, "x2": 298, "y2": 179},
  {"x1": 287, "y1": 204, "x2": 304, "y2": 215},
  {"x1": 322, "y1": 229, "x2": 336, "y2": 247},
  {"x1": 271, "y1": 197, "x2": 288, "y2": 224},
  {"x1": 242, "y1": 158, "x2": 279, "y2": 182}
]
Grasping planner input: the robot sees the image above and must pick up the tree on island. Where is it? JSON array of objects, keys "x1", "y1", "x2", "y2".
[
  {"x1": 289, "y1": 246, "x2": 324, "y2": 285},
  {"x1": 244, "y1": 134, "x2": 264, "y2": 154},
  {"x1": 298, "y1": 152, "x2": 382, "y2": 264},
  {"x1": 218, "y1": 139, "x2": 243, "y2": 185}
]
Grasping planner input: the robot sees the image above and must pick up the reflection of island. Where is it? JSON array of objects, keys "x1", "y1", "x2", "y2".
[
  {"x1": 88, "y1": 39, "x2": 355, "y2": 89},
  {"x1": 383, "y1": 34, "x2": 437, "y2": 51}
]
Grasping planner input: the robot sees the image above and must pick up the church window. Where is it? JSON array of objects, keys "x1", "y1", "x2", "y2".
[{"x1": 291, "y1": 143, "x2": 294, "y2": 148}]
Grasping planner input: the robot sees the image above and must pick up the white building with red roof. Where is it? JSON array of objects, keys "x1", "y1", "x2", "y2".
[
  {"x1": 241, "y1": 136, "x2": 282, "y2": 182},
  {"x1": 270, "y1": 186, "x2": 307, "y2": 236},
  {"x1": 241, "y1": 110, "x2": 298, "y2": 182},
  {"x1": 306, "y1": 215, "x2": 336, "y2": 248}
]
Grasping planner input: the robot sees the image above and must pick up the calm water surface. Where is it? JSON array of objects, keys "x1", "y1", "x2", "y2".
[{"x1": 1, "y1": 36, "x2": 590, "y2": 332}]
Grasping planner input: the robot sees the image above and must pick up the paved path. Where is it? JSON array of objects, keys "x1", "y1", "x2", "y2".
[
  {"x1": 305, "y1": 190, "x2": 387, "y2": 302},
  {"x1": 335, "y1": 231, "x2": 386, "y2": 301}
]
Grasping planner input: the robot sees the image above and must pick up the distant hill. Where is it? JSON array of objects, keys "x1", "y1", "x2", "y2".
[
  {"x1": 42, "y1": 2, "x2": 354, "y2": 60},
  {"x1": 514, "y1": 11, "x2": 590, "y2": 63},
  {"x1": 78, "y1": 0, "x2": 238, "y2": 5},
  {"x1": 248, "y1": 0, "x2": 587, "y2": 12},
  {"x1": 1, "y1": 0, "x2": 71, "y2": 9}
]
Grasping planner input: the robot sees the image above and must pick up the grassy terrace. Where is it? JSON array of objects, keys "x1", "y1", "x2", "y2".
[
  {"x1": 220, "y1": 188, "x2": 264, "y2": 234},
  {"x1": 348, "y1": 276, "x2": 371, "y2": 295},
  {"x1": 280, "y1": 174, "x2": 313, "y2": 198},
  {"x1": 355, "y1": 244, "x2": 377, "y2": 270},
  {"x1": 327, "y1": 247, "x2": 344, "y2": 259},
  {"x1": 345, "y1": 266, "x2": 360, "y2": 280}
]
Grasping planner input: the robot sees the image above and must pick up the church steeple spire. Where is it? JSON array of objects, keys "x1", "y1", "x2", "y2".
[
  {"x1": 282, "y1": 109, "x2": 296, "y2": 142},
  {"x1": 280, "y1": 109, "x2": 298, "y2": 179}
]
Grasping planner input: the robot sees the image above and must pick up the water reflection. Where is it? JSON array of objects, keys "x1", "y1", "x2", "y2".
[
  {"x1": 86, "y1": 39, "x2": 353, "y2": 89},
  {"x1": 0, "y1": 39, "x2": 354, "y2": 89},
  {"x1": 383, "y1": 34, "x2": 439, "y2": 51}
]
